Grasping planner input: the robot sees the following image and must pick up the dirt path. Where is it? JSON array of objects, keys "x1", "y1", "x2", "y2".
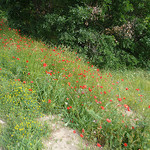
[
  {"x1": 0, "y1": 119, "x2": 5, "y2": 150},
  {"x1": 39, "y1": 115, "x2": 101, "y2": 150}
]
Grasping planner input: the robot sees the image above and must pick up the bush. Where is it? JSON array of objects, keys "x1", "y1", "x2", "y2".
[{"x1": 1, "y1": 1, "x2": 150, "y2": 69}]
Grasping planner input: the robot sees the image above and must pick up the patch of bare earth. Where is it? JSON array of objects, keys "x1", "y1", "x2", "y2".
[
  {"x1": 0, "y1": 119, "x2": 6, "y2": 150},
  {"x1": 38, "y1": 114, "x2": 102, "y2": 150}
]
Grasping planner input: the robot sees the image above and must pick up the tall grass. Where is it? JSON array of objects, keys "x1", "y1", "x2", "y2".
[{"x1": 0, "y1": 19, "x2": 150, "y2": 149}]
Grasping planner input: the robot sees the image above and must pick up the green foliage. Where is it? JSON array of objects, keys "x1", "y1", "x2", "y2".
[
  {"x1": 0, "y1": 77, "x2": 49, "y2": 150},
  {"x1": 41, "y1": 5, "x2": 146, "y2": 69},
  {"x1": 1, "y1": 0, "x2": 150, "y2": 69}
]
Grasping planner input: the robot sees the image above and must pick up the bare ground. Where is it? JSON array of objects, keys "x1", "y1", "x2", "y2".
[{"x1": 38, "y1": 114, "x2": 102, "y2": 150}]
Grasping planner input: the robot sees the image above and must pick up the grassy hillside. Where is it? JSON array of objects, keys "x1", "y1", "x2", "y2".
[{"x1": 0, "y1": 19, "x2": 150, "y2": 149}]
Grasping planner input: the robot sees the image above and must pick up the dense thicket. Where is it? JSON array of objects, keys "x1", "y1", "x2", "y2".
[{"x1": 1, "y1": 0, "x2": 150, "y2": 69}]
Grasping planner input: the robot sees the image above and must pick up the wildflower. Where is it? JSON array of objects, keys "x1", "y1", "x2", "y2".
[
  {"x1": 43, "y1": 63, "x2": 47, "y2": 67},
  {"x1": 26, "y1": 60, "x2": 29, "y2": 63},
  {"x1": 69, "y1": 106, "x2": 72, "y2": 108},
  {"x1": 48, "y1": 99, "x2": 51, "y2": 103},
  {"x1": 31, "y1": 81, "x2": 33, "y2": 83},
  {"x1": 23, "y1": 81, "x2": 26, "y2": 84},
  {"x1": 82, "y1": 129, "x2": 85, "y2": 133},
  {"x1": 136, "y1": 88, "x2": 139, "y2": 91},
  {"x1": 126, "y1": 88, "x2": 128, "y2": 90},
  {"x1": 0, "y1": 68, "x2": 1, "y2": 70},
  {"x1": 17, "y1": 58, "x2": 20, "y2": 60},
  {"x1": 97, "y1": 143, "x2": 101, "y2": 147},
  {"x1": 124, "y1": 143, "x2": 127, "y2": 147},
  {"x1": 106, "y1": 118, "x2": 111, "y2": 123},
  {"x1": 101, "y1": 106, "x2": 105, "y2": 110},
  {"x1": 148, "y1": 105, "x2": 150, "y2": 108},
  {"x1": 89, "y1": 88, "x2": 92, "y2": 92},
  {"x1": 80, "y1": 134, "x2": 84, "y2": 138},
  {"x1": 73, "y1": 130, "x2": 76, "y2": 133},
  {"x1": 94, "y1": 95, "x2": 97, "y2": 99},
  {"x1": 118, "y1": 98, "x2": 122, "y2": 101},
  {"x1": 83, "y1": 85, "x2": 87, "y2": 88},
  {"x1": 67, "y1": 107, "x2": 70, "y2": 110},
  {"x1": 29, "y1": 89, "x2": 32, "y2": 91}
]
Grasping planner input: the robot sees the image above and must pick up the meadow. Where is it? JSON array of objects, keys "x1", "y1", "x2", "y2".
[{"x1": 0, "y1": 19, "x2": 150, "y2": 149}]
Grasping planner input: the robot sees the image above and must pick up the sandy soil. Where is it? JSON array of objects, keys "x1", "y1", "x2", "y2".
[{"x1": 38, "y1": 115, "x2": 101, "y2": 150}]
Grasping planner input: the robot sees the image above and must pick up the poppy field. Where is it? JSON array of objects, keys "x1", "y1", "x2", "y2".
[{"x1": 0, "y1": 19, "x2": 150, "y2": 149}]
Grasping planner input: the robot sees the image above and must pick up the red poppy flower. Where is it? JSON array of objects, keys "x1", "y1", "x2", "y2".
[
  {"x1": 148, "y1": 105, "x2": 150, "y2": 108},
  {"x1": 43, "y1": 63, "x2": 47, "y2": 67},
  {"x1": 126, "y1": 88, "x2": 128, "y2": 90},
  {"x1": 97, "y1": 143, "x2": 101, "y2": 147},
  {"x1": 73, "y1": 130, "x2": 76, "y2": 133},
  {"x1": 101, "y1": 106, "x2": 105, "y2": 110},
  {"x1": 89, "y1": 88, "x2": 92, "y2": 92},
  {"x1": 80, "y1": 134, "x2": 84, "y2": 138},
  {"x1": 67, "y1": 107, "x2": 70, "y2": 110},
  {"x1": 26, "y1": 60, "x2": 29, "y2": 63},
  {"x1": 136, "y1": 88, "x2": 139, "y2": 91},
  {"x1": 106, "y1": 118, "x2": 111, "y2": 123},
  {"x1": 124, "y1": 104, "x2": 129, "y2": 108},
  {"x1": 82, "y1": 129, "x2": 85, "y2": 133},
  {"x1": 48, "y1": 99, "x2": 51, "y2": 103},
  {"x1": 124, "y1": 143, "x2": 127, "y2": 147},
  {"x1": 29, "y1": 89, "x2": 32, "y2": 91},
  {"x1": 118, "y1": 98, "x2": 122, "y2": 101},
  {"x1": 94, "y1": 96, "x2": 97, "y2": 99},
  {"x1": 23, "y1": 81, "x2": 26, "y2": 84}
]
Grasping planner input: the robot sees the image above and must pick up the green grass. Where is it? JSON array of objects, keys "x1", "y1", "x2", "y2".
[{"x1": 0, "y1": 19, "x2": 150, "y2": 149}]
